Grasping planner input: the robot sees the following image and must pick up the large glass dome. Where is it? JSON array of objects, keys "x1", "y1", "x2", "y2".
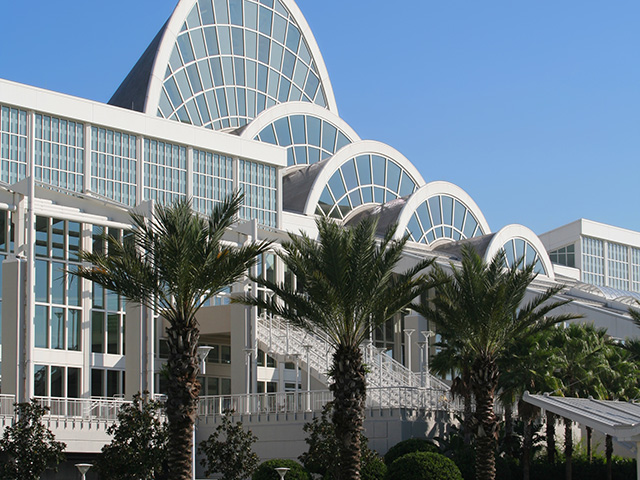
[{"x1": 157, "y1": 0, "x2": 331, "y2": 130}]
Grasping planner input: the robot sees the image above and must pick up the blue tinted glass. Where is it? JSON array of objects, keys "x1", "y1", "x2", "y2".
[
  {"x1": 178, "y1": 34, "x2": 195, "y2": 64},
  {"x1": 399, "y1": 172, "x2": 415, "y2": 196},
  {"x1": 229, "y1": 0, "x2": 243, "y2": 25},
  {"x1": 372, "y1": 156, "x2": 385, "y2": 186},
  {"x1": 504, "y1": 241, "x2": 515, "y2": 267},
  {"x1": 341, "y1": 160, "x2": 358, "y2": 191},
  {"x1": 463, "y1": 214, "x2": 477, "y2": 238},
  {"x1": 258, "y1": 35, "x2": 270, "y2": 64},
  {"x1": 290, "y1": 115, "x2": 305, "y2": 143},
  {"x1": 200, "y1": 0, "x2": 215, "y2": 24},
  {"x1": 417, "y1": 203, "x2": 431, "y2": 230},
  {"x1": 192, "y1": 29, "x2": 207, "y2": 59},
  {"x1": 349, "y1": 190, "x2": 362, "y2": 208},
  {"x1": 453, "y1": 200, "x2": 465, "y2": 231},
  {"x1": 35, "y1": 305, "x2": 48, "y2": 348},
  {"x1": 294, "y1": 145, "x2": 306, "y2": 164},
  {"x1": 214, "y1": 0, "x2": 229, "y2": 23},
  {"x1": 304, "y1": 72, "x2": 319, "y2": 98},
  {"x1": 218, "y1": 26, "x2": 232, "y2": 55},
  {"x1": 336, "y1": 132, "x2": 350, "y2": 151},
  {"x1": 318, "y1": 187, "x2": 333, "y2": 215},
  {"x1": 441, "y1": 196, "x2": 453, "y2": 226},
  {"x1": 355, "y1": 156, "x2": 371, "y2": 184},
  {"x1": 408, "y1": 214, "x2": 422, "y2": 242},
  {"x1": 526, "y1": 243, "x2": 537, "y2": 267},
  {"x1": 286, "y1": 23, "x2": 301, "y2": 53},
  {"x1": 244, "y1": 1, "x2": 258, "y2": 29},
  {"x1": 186, "y1": 64, "x2": 203, "y2": 93},
  {"x1": 258, "y1": 6, "x2": 272, "y2": 35},
  {"x1": 282, "y1": 50, "x2": 295, "y2": 78},
  {"x1": 361, "y1": 186, "x2": 373, "y2": 203},
  {"x1": 515, "y1": 238, "x2": 525, "y2": 263},
  {"x1": 272, "y1": 14, "x2": 286, "y2": 44},
  {"x1": 308, "y1": 147, "x2": 320, "y2": 164},
  {"x1": 328, "y1": 172, "x2": 346, "y2": 199},
  {"x1": 306, "y1": 116, "x2": 321, "y2": 147},
  {"x1": 321, "y1": 123, "x2": 337, "y2": 153},
  {"x1": 274, "y1": 118, "x2": 291, "y2": 146},
  {"x1": 373, "y1": 187, "x2": 384, "y2": 203},
  {"x1": 428, "y1": 197, "x2": 441, "y2": 225},
  {"x1": 386, "y1": 161, "x2": 401, "y2": 192},
  {"x1": 234, "y1": 58, "x2": 245, "y2": 85},
  {"x1": 232, "y1": 27, "x2": 244, "y2": 55},
  {"x1": 203, "y1": 27, "x2": 219, "y2": 55}
]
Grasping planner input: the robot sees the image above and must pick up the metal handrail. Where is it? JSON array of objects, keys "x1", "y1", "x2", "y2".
[
  {"x1": 33, "y1": 396, "x2": 130, "y2": 422},
  {"x1": 0, "y1": 394, "x2": 15, "y2": 416}
]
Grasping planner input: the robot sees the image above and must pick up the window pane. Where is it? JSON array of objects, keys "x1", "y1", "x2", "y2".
[
  {"x1": 92, "y1": 311, "x2": 104, "y2": 353},
  {"x1": 51, "y1": 307, "x2": 64, "y2": 350},
  {"x1": 34, "y1": 305, "x2": 48, "y2": 348},
  {"x1": 91, "y1": 369, "x2": 103, "y2": 397},
  {"x1": 68, "y1": 309, "x2": 81, "y2": 351},
  {"x1": 107, "y1": 370, "x2": 120, "y2": 397},
  {"x1": 107, "y1": 313, "x2": 119, "y2": 354},
  {"x1": 67, "y1": 367, "x2": 80, "y2": 398},
  {"x1": 51, "y1": 366, "x2": 63, "y2": 397},
  {"x1": 34, "y1": 365, "x2": 47, "y2": 396}
]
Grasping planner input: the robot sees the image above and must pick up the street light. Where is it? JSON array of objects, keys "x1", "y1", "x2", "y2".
[
  {"x1": 75, "y1": 463, "x2": 92, "y2": 480},
  {"x1": 194, "y1": 345, "x2": 214, "y2": 480},
  {"x1": 420, "y1": 331, "x2": 435, "y2": 388},
  {"x1": 275, "y1": 467, "x2": 290, "y2": 480},
  {"x1": 416, "y1": 341, "x2": 426, "y2": 387},
  {"x1": 403, "y1": 329, "x2": 415, "y2": 385},
  {"x1": 303, "y1": 344, "x2": 312, "y2": 411}
]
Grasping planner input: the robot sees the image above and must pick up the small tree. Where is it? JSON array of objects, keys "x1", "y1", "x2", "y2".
[
  {"x1": 0, "y1": 400, "x2": 66, "y2": 480},
  {"x1": 300, "y1": 403, "x2": 386, "y2": 480},
  {"x1": 199, "y1": 411, "x2": 259, "y2": 480},
  {"x1": 94, "y1": 393, "x2": 168, "y2": 480}
]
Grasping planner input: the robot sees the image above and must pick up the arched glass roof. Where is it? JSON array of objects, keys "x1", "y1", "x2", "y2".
[
  {"x1": 502, "y1": 237, "x2": 547, "y2": 275},
  {"x1": 157, "y1": 0, "x2": 331, "y2": 130},
  {"x1": 256, "y1": 114, "x2": 353, "y2": 166},
  {"x1": 317, "y1": 153, "x2": 418, "y2": 219},
  {"x1": 405, "y1": 194, "x2": 485, "y2": 245}
]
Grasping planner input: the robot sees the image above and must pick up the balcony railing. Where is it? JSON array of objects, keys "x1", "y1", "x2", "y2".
[
  {"x1": 33, "y1": 396, "x2": 130, "y2": 422},
  {"x1": 198, "y1": 386, "x2": 458, "y2": 418},
  {"x1": 0, "y1": 394, "x2": 15, "y2": 416}
]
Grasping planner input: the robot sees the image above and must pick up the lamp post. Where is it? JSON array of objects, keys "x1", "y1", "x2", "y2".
[
  {"x1": 417, "y1": 341, "x2": 426, "y2": 387},
  {"x1": 75, "y1": 463, "x2": 92, "y2": 480},
  {"x1": 303, "y1": 344, "x2": 312, "y2": 411},
  {"x1": 403, "y1": 329, "x2": 415, "y2": 385},
  {"x1": 244, "y1": 347, "x2": 253, "y2": 414},
  {"x1": 194, "y1": 346, "x2": 214, "y2": 479},
  {"x1": 275, "y1": 467, "x2": 290, "y2": 480},
  {"x1": 420, "y1": 331, "x2": 435, "y2": 388}
]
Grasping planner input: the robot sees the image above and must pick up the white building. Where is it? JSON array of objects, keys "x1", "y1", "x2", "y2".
[{"x1": 0, "y1": 0, "x2": 637, "y2": 477}]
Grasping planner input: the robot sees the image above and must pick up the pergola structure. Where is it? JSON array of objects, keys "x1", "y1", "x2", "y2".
[{"x1": 523, "y1": 392, "x2": 640, "y2": 479}]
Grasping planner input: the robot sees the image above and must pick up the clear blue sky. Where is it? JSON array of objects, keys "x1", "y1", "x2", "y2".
[{"x1": 2, "y1": 1, "x2": 638, "y2": 234}]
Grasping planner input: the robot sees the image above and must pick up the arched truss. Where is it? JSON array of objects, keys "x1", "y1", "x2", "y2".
[
  {"x1": 484, "y1": 224, "x2": 555, "y2": 279},
  {"x1": 302, "y1": 141, "x2": 426, "y2": 219},
  {"x1": 145, "y1": 0, "x2": 338, "y2": 130},
  {"x1": 239, "y1": 102, "x2": 360, "y2": 166},
  {"x1": 395, "y1": 181, "x2": 490, "y2": 246}
]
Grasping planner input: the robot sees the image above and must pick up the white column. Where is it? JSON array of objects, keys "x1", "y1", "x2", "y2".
[
  {"x1": 421, "y1": 330, "x2": 435, "y2": 388},
  {"x1": 303, "y1": 344, "x2": 312, "y2": 411},
  {"x1": 403, "y1": 329, "x2": 415, "y2": 385},
  {"x1": 24, "y1": 110, "x2": 36, "y2": 401}
]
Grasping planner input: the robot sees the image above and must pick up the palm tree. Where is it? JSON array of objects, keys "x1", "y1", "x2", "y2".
[
  {"x1": 548, "y1": 323, "x2": 609, "y2": 480},
  {"x1": 73, "y1": 195, "x2": 270, "y2": 480},
  {"x1": 236, "y1": 216, "x2": 434, "y2": 480},
  {"x1": 415, "y1": 245, "x2": 579, "y2": 480},
  {"x1": 497, "y1": 329, "x2": 560, "y2": 480}
]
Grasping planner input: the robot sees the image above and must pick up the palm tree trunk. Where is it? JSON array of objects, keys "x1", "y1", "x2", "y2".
[
  {"x1": 472, "y1": 356, "x2": 499, "y2": 480},
  {"x1": 503, "y1": 402, "x2": 515, "y2": 457},
  {"x1": 330, "y1": 344, "x2": 366, "y2": 480},
  {"x1": 166, "y1": 323, "x2": 201, "y2": 480},
  {"x1": 464, "y1": 390, "x2": 473, "y2": 446},
  {"x1": 522, "y1": 418, "x2": 532, "y2": 480},
  {"x1": 564, "y1": 417, "x2": 573, "y2": 480},
  {"x1": 586, "y1": 426, "x2": 592, "y2": 463},
  {"x1": 546, "y1": 410, "x2": 556, "y2": 464},
  {"x1": 605, "y1": 434, "x2": 613, "y2": 480}
]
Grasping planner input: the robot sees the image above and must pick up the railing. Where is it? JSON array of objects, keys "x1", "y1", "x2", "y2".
[
  {"x1": 34, "y1": 396, "x2": 130, "y2": 422},
  {"x1": 257, "y1": 314, "x2": 450, "y2": 394},
  {"x1": 199, "y1": 390, "x2": 334, "y2": 417},
  {"x1": 198, "y1": 387, "x2": 459, "y2": 418},
  {"x1": 0, "y1": 394, "x2": 15, "y2": 416}
]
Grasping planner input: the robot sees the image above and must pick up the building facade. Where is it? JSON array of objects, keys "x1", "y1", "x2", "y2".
[{"x1": 0, "y1": 0, "x2": 638, "y2": 476}]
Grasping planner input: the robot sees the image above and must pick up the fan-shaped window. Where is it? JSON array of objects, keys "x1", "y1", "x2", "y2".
[
  {"x1": 316, "y1": 155, "x2": 417, "y2": 219},
  {"x1": 158, "y1": 0, "x2": 328, "y2": 130},
  {"x1": 255, "y1": 114, "x2": 352, "y2": 165},
  {"x1": 405, "y1": 195, "x2": 484, "y2": 245},
  {"x1": 502, "y1": 238, "x2": 547, "y2": 275}
]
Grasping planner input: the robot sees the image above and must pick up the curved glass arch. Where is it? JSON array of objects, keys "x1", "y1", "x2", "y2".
[
  {"x1": 316, "y1": 155, "x2": 418, "y2": 219},
  {"x1": 404, "y1": 195, "x2": 485, "y2": 245},
  {"x1": 501, "y1": 238, "x2": 547, "y2": 275},
  {"x1": 255, "y1": 114, "x2": 353, "y2": 165},
  {"x1": 158, "y1": 0, "x2": 328, "y2": 130}
]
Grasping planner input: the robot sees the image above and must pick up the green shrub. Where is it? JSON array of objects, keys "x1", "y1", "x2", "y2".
[
  {"x1": 386, "y1": 452, "x2": 463, "y2": 480},
  {"x1": 384, "y1": 438, "x2": 439, "y2": 466},
  {"x1": 252, "y1": 459, "x2": 311, "y2": 480},
  {"x1": 361, "y1": 453, "x2": 387, "y2": 480}
]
